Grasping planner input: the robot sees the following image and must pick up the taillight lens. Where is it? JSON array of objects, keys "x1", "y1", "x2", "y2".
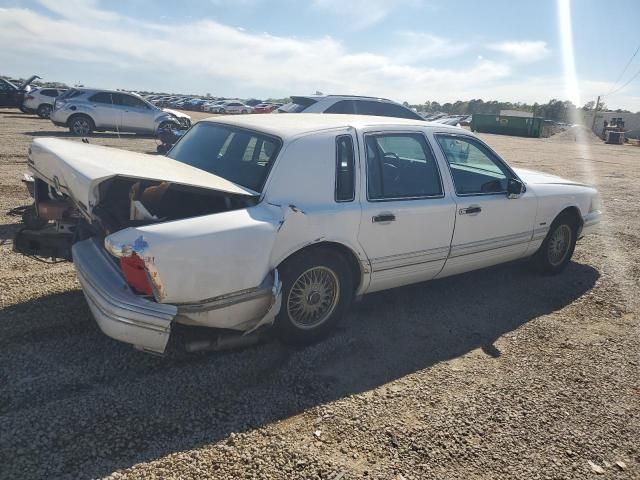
[
  {"x1": 25, "y1": 95, "x2": 34, "y2": 101},
  {"x1": 120, "y1": 254, "x2": 153, "y2": 296}
]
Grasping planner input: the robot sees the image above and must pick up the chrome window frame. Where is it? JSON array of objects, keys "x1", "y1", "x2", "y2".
[
  {"x1": 434, "y1": 132, "x2": 525, "y2": 198},
  {"x1": 364, "y1": 130, "x2": 446, "y2": 203}
]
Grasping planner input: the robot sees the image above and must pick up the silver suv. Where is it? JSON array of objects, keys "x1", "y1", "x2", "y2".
[
  {"x1": 276, "y1": 95, "x2": 423, "y2": 120},
  {"x1": 50, "y1": 88, "x2": 192, "y2": 136}
]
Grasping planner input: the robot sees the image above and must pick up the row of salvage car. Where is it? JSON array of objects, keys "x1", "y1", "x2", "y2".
[{"x1": 14, "y1": 107, "x2": 601, "y2": 354}]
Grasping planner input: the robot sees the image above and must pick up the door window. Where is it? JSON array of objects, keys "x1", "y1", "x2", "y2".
[
  {"x1": 0, "y1": 80, "x2": 15, "y2": 92},
  {"x1": 89, "y1": 92, "x2": 116, "y2": 104},
  {"x1": 116, "y1": 94, "x2": 149, "y2": 109},
  {"x1": 436, "y1": 135, "x2": 511, "y2": 195},
  {"x1": 365, "y1": 133, "x2": 443, "y2": 200},
  {"x1": 325, "y1": 100, "x2": 356, "y2": 114},
  {"x1": 355, "y1": 100, "x2": 422, "y2": 120}
]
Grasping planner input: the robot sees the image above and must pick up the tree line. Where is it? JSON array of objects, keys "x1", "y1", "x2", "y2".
[{"x1": 404, "y1": 99, "x2": 634, "y2": 122}]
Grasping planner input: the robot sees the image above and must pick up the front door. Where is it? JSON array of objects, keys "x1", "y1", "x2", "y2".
[
  {"x1": 116, "y1": 94, "x2": 154, "y2": 133},
  {"x1": 358, "y1": 131, "x2": 456, "y2": 293},
  {"x1": 434, "y1": 133, "x2": 537, "y2": 278}
]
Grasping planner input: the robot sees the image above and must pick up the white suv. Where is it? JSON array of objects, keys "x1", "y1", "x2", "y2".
[
  {"x1": 23, "y1": 88, "x2": 66, "y2": 119},
  {"x1": 277, "y1": 95, "x2": 423, "y2": 120}
]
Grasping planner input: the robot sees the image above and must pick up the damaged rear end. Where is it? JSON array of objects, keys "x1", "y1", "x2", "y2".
[{"x1": 16, "y1": 137, "x2": 283, "y2": 353}]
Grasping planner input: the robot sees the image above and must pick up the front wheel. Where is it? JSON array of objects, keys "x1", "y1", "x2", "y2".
[
  {"x1": 68, "y1": 115, "x2": 94, "y2": 136},
  {"x1": 275, "y1": 249, "x2": 353, "y2": 346},
  {"x1": 531, "y1": 213, "x2": 577, "y2": 274}
]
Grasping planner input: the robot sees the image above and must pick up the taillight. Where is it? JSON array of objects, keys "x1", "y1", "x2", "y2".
[
  {"x1": 25, "y1": 95, "x2": 34, "y2": 101},
  {"x1": 120, "y1": 254, "x2": 153, "y2": 296}
]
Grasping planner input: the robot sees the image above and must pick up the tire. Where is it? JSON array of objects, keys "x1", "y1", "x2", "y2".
[
  {"x1": 68, "y1": 114, "x2": 94, "y2": 136},
  {"x1": 241, "y1": 109, "x2": 248, "y2": 114},
  {"x1": 275, "y1": 248, "x2": 353, "y2": 346},
  {"x1": 36, "y1": 104, "x2": 52, "y2": 119},
  {"x1": 531, "y1": 212, "x2": 578, "y2": 274}
]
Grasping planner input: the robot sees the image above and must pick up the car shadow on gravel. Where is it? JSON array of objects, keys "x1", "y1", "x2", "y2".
[{"x1": 0, "y1": 260, "x2": 599, "y2": 478}]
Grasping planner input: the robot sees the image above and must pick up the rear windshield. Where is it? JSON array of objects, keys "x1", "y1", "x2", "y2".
[
  {"x1": 167, "y1": 123, "x2": 282, "y2": 193},
  {"x1": 276, "y1": 96, "x2": 318, "y2": 113}
]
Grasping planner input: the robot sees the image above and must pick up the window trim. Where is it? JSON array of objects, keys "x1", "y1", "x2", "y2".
[
  {"x1": 434, "y1": 132, "x2": 524, "y2": 198},
  {"x1": 334, "y1": 134, "x2": 356, "y2": 203},
  {"x1": 363, "y1": 130, "x2": 445, "y2": 203}
]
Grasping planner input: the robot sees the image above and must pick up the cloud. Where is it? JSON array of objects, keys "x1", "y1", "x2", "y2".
[
  {"x1": 312, "y1": 0, "x2": 407, "y2": 29},
  {"x1": 394, "y1": 32, "x2": 469, "y2": 63},
  {"x1": 487, "y1": 41, "x2": 549, "y2": 63},
  {"x1": 0, "y1": 2, "x2": 514, "y2": 103}
]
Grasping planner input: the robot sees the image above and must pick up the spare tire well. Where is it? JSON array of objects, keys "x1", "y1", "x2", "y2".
[{"x1": 278, "y1": 242, "x2": 363, "y2": 292}]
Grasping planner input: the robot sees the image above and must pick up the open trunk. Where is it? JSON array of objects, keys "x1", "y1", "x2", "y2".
[{"x1": 15, "y1": 138, "x2": 259, "y2": 260}]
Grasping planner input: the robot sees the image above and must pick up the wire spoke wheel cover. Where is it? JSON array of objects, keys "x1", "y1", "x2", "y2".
[
  {"x1": 547, "y1": 224, "x2": 572, "y2": 266},
  {"x1": 287, "y1": 266, "x2": 340, "y2": 329}
]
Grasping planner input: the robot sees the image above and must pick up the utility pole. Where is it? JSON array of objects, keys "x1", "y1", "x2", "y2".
[{"x1": 591, "y1": 95, "x2": 601, "y2": 133}]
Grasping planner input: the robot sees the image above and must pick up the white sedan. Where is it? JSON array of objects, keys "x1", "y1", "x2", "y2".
[{"x1": 17, "y1": 114, "x2": 601, "y2": 353}]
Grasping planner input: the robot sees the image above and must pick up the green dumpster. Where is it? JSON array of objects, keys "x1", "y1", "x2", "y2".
[{"x1": 470, "y1": 114, "x2": 544, "y2": 138}]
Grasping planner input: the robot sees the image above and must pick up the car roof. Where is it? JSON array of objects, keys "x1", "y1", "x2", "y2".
[{"x1": 200, "y1": 113, "x2": 462, "y2": 140}]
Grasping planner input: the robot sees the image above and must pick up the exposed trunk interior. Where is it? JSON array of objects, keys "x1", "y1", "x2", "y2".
[{"x1": 93, "y1": 176, "x2": 258, "y2": 234}]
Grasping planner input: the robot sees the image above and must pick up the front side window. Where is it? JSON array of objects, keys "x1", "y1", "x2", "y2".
[
  {"x1": 436, "y1": 135, "x2": 510, "y2": 195},
  {"x1": 335, "y1": 135, "x2": 355, "y2": 201},
  {"x1": 0, "y1": 80, "x2": 16, "y2": 92},
  {"x1": 168, "y1": 123, "x2": 281, "y2": 192},
  {"x1": 117, "y1": 94, "x2": 149, "y2": 109},
  {"x1": 365, "y1": 133, "x2": 442, "y2": 200}
]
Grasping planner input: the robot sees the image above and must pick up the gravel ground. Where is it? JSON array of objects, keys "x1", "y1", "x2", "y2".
[{"x1": 0, "y1": 110, "x2": 638, "y2": 480}]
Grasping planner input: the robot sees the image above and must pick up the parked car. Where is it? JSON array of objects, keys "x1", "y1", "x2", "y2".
[
  {"x1": 23, "y1": 87, "x2": 67, "y2": 118},
  {"x1": 50, "y1": 88, "x2": 191, "y2": 135},
  {"x1": 253, "y1": 103, "x2": 281, "y2": 113},
  {"x1": 0, "y1": 75, "x2": 40, "y2": 110},
  {"x1": 202, "y1": 100, "x2": 228, "y2": 112},
  {"x1": 220, "y1": 101, "x2": 253, "y2": 114},
  {"x1": 15, "y1": 114, "x2": 601, "y2": 354},
  {"x1": 276, "y1": 95, "x2": 424, "y2": 120}
]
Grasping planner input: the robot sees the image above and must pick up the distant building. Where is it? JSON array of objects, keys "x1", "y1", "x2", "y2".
[
  {"x1": 579, "y1": 110, "x2": 640, "y2": 139},
  {"x1": 499, "y1": 110, "x2": 533, "y2": 118}
]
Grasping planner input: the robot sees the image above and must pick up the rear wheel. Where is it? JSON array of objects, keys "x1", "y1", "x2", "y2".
[
  {"x1": 531, "y1": 213, "x2": 577, "y2": 274},
  {"x1": 37, "y1": 104, "x2": 52, "y2": 119},
  {"x1": 68, "y1": 114, "x2": 94, "y2": 136},
  {"x1": 275, "y1": 249, "x2": 353, "y2": 345}
]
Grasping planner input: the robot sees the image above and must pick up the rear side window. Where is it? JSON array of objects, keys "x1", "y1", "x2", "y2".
[
  {"x1": 89, "y1": 92, "x2": 116, "y2": 104},
  {"x1": 277, "y1": 96, "x2": 318, "y2": 113},
  {"x1": 40, "y1": 89, "x2": 57, "y2": 97},
  {"x1": 326, "y1": 100, "x2": 356, "y2": 114},
  {"x1": 354, "y1": 100, "x2": 422, "y2": 120},
  {"x1": 365, "y1": 133, "x2": 442, "y2": 200},
  {"x1": 335, "y1": 135, "x2": 355, "y2": 202}
]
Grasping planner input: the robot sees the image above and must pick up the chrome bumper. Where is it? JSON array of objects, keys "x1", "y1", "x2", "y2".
[{"x1": 72, "y1": 238, "x2": 177, "y2": 354}]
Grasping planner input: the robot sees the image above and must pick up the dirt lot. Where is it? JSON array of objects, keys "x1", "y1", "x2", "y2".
[{"x1": 0, "y1": 109, "x2": 638, "y2": 480}]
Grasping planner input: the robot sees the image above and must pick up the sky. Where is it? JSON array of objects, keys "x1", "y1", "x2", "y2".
[{"x1": 1, "y1": 0, "x2": 639, "y2": 111}]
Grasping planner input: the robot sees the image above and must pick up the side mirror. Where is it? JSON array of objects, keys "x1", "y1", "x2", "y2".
[{"x1": 507, "y1": 178, "x2": 525, "y2": 199}]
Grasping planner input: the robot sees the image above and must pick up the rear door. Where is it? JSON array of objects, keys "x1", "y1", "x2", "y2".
[
  {"x1": 87, "y1": 92, "x2": 121, "y2": 129},
  {"x1": 357, "y1": 130, "x2": 456, "y2": 293},
  {"x1": 434, "y1": 133, "x2": 537, "y2": 277}
]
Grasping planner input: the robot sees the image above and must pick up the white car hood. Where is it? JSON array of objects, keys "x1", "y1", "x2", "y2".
[
  {"x1": 162, "y1": 108, "x2": 190, "y2": 120},
  {"x1": 514, "y1": 168, "x2": 588, "y2": 187},
  {"x1": 28, "y1": 138, "x2": 256, "y2": 213}
]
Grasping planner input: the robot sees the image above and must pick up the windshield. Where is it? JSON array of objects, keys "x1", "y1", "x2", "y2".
[
  {"x1": 167, "y1": 122, "x2": 281, "y2": 193},
  {"x1": 276, "y1": 96, "x2": 318, "y2": 113}
]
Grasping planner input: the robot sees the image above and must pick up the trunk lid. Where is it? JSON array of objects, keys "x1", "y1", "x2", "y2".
[
  {"x1": 19, "y1": 75, "x2": 40, "y2": 91},
  {"x1": 29, "y1": 138, "x2": 257, "y2": 213}
]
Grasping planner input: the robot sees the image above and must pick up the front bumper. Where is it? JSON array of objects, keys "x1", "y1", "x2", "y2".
[
  {"x1": 72, "y1": 238, "x2": 177, "y2": 353},
  {"x1": 580, "y1": 210, "x2": 602, "y2": 238}
]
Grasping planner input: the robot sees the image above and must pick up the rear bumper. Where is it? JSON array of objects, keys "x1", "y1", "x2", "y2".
[
  {"x1": 72, "y1": 238, "x2": 177, "y2": 354},
  {"x1": 580, "y1": 210, "x2": 601, "y2": 238}
]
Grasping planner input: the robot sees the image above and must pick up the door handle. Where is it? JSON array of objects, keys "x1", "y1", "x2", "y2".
[
  {"x1": 459, "y1": 206, "x2": 482, "y2": 215},
  {"x1": 372, "y1": 213, "x2": 396, "y2": 223}
]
